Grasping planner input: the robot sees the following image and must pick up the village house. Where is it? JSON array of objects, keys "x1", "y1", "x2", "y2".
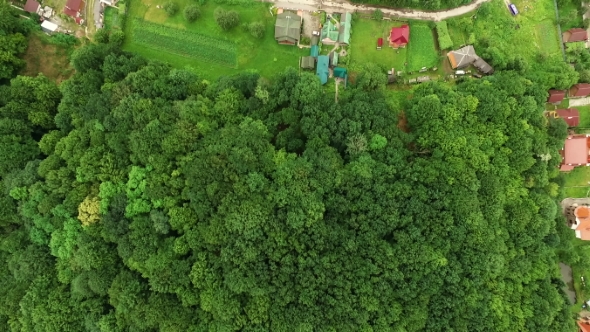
[
  {"x1": 555, "y1": 109, "x2": 580, "y2": 127},
  {"x1": 389, "y1": 25, "x2": 409, "y2": 48},
  {"x1": 563, "y1": 28, "x2": 588, "y2": 43},
  {"x1": 547, "y1": 89, "x2": 566, "y2": 104},
  {"x1": 570, "y1": 206, "x2": 590, "y2": 240},
  {"x1": 316, "y1": 55, "x2": 329, "y2": 85},
  {"x1": 275, "y1": 11, "x2": 302, "y2": 45},
  {"x1": 570, "y1": 83, "x2": 590, "y2": 98},
  {"x1": 447, "y1": 45, "x2": 494, "y2": 74},
  {"x1": 23, "y1": 0, "x2": 40, "y2": 14},
  {"x1": 64, "y1": 0, "x2": 84, "y2": 24},
  {"x1": 560, "y1": 134, "x2": 590, "y2": 171}
]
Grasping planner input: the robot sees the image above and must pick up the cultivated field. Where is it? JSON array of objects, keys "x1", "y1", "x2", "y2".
[
  {"x1": 406, "y1": 23, "x2": 439, "y2": 71},
  {"x1": 120, "y1": 0, "x2": 307, "y2": 78}
]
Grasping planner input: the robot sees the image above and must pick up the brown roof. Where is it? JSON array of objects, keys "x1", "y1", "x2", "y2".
[
  {"x1": 65, "y1": 0, "x2": 83, "y2": 11},
  {"x1": 570, "y1": 83, "x2": 590, "y2": 97},
  {"x1": 565, "y1": 28, "x2": 588, "y2": 42},
  {"x1": 555, "y1": 108, "x2": 580, "y2": 127},
  {"x1": 547, "y1": 89, "x2": 566, "y2": 103},
  {"x1": 579, "y1": 320, "x2": 590, "y2": 332},
  {"x1": 24, "y1": 0, "x2": 40, "y2": 13},
  {"x1": 563, "y1": 136, "x2": 588, "y2": 165}
]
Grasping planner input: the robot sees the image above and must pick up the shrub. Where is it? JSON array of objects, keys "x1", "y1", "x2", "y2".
[
  {"x1": 248, "y1": 22, "x2": 265, "y2": 39},
  {"x1": 163, "y1": 1, "x2": 179, "y2": 16},
  {"x1": 214, "y1": 8, "x2": 239, "y2": 30},
  {"x1": 109, "y1": 30, "x2": 125, "y2": 46},
  {"x1": 94, "y1": 29, "x2": 110, "y2": 43},
  {"x1": 435, "y1": 21, "x2": 453, "y2": 50},
  {"x1": 184, "y1": 5, "x2": 200, "y2": 22},
  {"x1": 371, "y1": 9, "x2": 383, "y2": 20}
]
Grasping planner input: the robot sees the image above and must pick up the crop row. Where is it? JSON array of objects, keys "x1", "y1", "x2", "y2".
[{"x1": 131, "y1": 19, "x2": 237, "y2": 67}]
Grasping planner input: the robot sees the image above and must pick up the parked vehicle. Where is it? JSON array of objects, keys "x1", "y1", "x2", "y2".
[{"x1": 509, "y1": 4, "x2": 519, "y2": 16}]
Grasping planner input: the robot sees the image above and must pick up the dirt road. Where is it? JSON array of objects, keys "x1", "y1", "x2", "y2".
[{"x1": 266, "y1": 0, "x2": 492, "y2": 21}]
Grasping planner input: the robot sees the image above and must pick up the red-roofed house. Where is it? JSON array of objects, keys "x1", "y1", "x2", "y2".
[
  {"x1": 560, "y1": 135, "x2": 590, "y2": 171},
  {"x1": 389, "y1": 25, "x2": 409, "y2": 48},
  {"x1": 571, "y1": 207, "x2": 590, "y2": 240},
  {"x1": 547, "y1": 89, "x2": 566, "y2": 103},
  {"x1": 556, "y1": 109, "x2": 580, "y2": 127},
  {"x1": 570, "y1": 83, "x2": 590, "y2": 98},
  {"x1": 64, "y1": 0, "x2": 84, "y2": 22},
  {"x1": 579, "y1": 320, "x2": 590, "y2": 332},
  {"x1": 564, "y1": 28, "x2": 588, "y2": 43},
  {"x1": 24, "y1": 0, "x2": 40, "y2": 13}
]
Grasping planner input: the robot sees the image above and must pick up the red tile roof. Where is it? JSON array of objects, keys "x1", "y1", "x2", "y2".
[
  {"x1": 547, "y1": 89, "x2": 566, "y2": 103},
  {"x1": 390, "y1": 25, "x2": 409, "y2": 46},
  {"x1": 566, "y1": 28, "x2": 588, "y2": 42},
  {"x1": 570, "y1": 83, "x2": 590, "y2": 97},
  {"x1": 579, "y1": 320, "x2": 590, "y2": 332},
  {"x1": 556, "y1": 108, "x2": 580, "y2": 127},
  {"x1": 65, "y1": 0, "x2": 83, "y2": 11},
  {"x1": 23, "y1": 0, "x2": 40, "y2": 13},
  {"x1": 563, "y1": 136, "x2": 589, "y2": 165}
]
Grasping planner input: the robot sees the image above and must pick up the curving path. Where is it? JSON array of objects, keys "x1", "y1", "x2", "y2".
[{"x1": 266, "y1": 0, "x2": 493, "y2": 21}]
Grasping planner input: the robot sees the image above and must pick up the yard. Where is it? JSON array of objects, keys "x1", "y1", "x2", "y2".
[
  {"x1": 350, "y1": 19, "x2": 439, "y2": 74},
  {"x1": 446, "y1": 0, "x2": 562, "y2": 65},
  {"x1": 120, "y1": 0, "x2": 307, "y2": 79},
  {"x1": 558, "y1": 0, "x2": 584, "y2": 31},
  {"x1": 349, "y1": 19, "x2": 408, "y2": 71}
]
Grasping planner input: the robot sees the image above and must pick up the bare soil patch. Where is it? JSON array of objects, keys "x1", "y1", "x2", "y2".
[{"x1": 21, "y1": 34, "x2": 74, "y2": 84}]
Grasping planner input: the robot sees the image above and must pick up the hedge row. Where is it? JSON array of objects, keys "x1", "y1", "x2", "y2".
[{"x1": 436, "y1": 21, "x2": 453, "y2": 50}]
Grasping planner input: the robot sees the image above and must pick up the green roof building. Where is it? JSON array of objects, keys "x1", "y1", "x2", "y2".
[
  {"x1": 301, "y1": 56, "x2": 315, "y2": 69},
  {"x1": 321, "y1": 20, "x2": 340, "y2": 45},
  {"x1": 338, "y1": 12, "x2": 351, "y2": 45},
  {"x1": 275, "y1": 11, "x2": 301, "y2": 45},
  {"x1": 316, "y1": 55, "x2": 329, "y2": 85},
  {"x1": 310, "y1": 45, "x2": 319, "y2": 58}
]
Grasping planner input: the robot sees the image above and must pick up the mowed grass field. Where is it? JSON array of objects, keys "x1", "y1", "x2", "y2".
[
  {"x1": 349, "y1": 19, "x2": 408, "y2": 71},
  {"x1": 447, "y1": 0, "x2": 562, "y2": 63},
  {"x1": 406, "y1": 23, "x2": 439, "y2": 71},
  {"x1": 350, "y1": 19, "x2": 439, "y2": 73},
  {"x1": 123, "y1": 0, "x2": 307, "y2": 79}
]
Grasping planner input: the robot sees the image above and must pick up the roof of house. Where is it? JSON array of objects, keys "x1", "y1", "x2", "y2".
[
  {"x1": 390, "y1": 25, "x2": 409, "y2": 45},
  {"x1": 311, "y1": 35, "x2": 319, "y2": 46},
  {"x1": 334, "y1": 67, "x2": 347, "y2": 78},
  {"x1": 473, "y1": 57, "x2": 494, "y2": 74},
  {"x1": 301, "y1": 56, "x2": 315, "y2": 69},
  {"x1": 329, "y1": 51, "x2": 339, "y2": 66},
  {"x1": 556, "y1": 108, "x2": 580, "y2": 127},
  {"x1": 565, "y1": 28, "x2": 588, "y2": 42},
  {"x1": 447, "y1": 45, "x2": 478, "y2": 69},
  {"x1": 547, "y1": 89, "x2": 566, "y2": 103},
  {"x1": 316, "y1": 55, "x2": 329, "y2": 84},
  {"x1": 275, "y1": 11, "x2": 301, "y2": 43},
  {"x1": 564, "y1": 136, "x2": 588, "y2": 165},
  {"x1": 571, "y1": 83, "x2": 590, "y2": 97},
  {"x1": 24, "y1": 0, "x2": 40, "y2": 13},
  {"x1": 40, "y1": 20, "x2": 58, "y2": 31},
  {"x1": 65, "y1": 0, "x2": 83, "y2": 11},
  {"x1": 310, "y1": 45, "x2": 319, "y2": 57},
  {"x1": 321, "y1": 20, "x2": 339, "y2": 42},
  {"x1": 575, "y1": 207, "x2": 590, "y2": 240},
  {"x1": 337, "y1": 12, "x2": 351, "y2": 44},
  {"x1": 579, "y1": 320, "x2": 590, "y2": 332}
]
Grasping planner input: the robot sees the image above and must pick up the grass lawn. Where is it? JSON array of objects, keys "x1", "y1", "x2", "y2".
[
  {"x1": 406, "y1": 22, "x2": 439, "y2": 71},
  {"x1": 349, "y1": 19, "x2": 407, "y2": 71},
  {"x1": 122, "y1": 0, "x2": 307, "y2": 79},
  {"x1": 104, "y1": 7, "x2": 123, "y2": 30},
  {"x1": 446, "y1": 0, "x2": 562, "y2": 64},
  {"x1": 577, "y1": 105, "x2": 590, "y2": 128},
  {"x1": 564, "y1": 166, "x2": 590, "y2": 197}
]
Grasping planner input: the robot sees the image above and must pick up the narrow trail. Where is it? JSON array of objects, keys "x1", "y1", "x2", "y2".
[{"x1": 265, "y1": 0, "x2": 493, "y2": 21}]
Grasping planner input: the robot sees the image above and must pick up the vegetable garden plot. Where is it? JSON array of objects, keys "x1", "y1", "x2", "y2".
[{"x1": 131, "y1": 19, "x2": 238, "y2": 68}]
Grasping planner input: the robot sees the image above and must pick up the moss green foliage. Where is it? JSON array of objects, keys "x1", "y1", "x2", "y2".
[
  {"x1": 248, "y1": 21, "x2": 265, "y2": 39},
  {"x1": 214, "y1": 7, "x2": 240, "y2": 30},
  {"x1": 435, "y1": 20, "x2": 453, "y2": 50},
  {"x1": 406, "y1": 22, "x2": 438, "y2": 71},
  {"x1": 0, "y1": 3, "x2": 30, "y2": 79},
  {"x1": 0, "y1": 38, "x2": 579, "y2": 331},
  {"x1": 132, "y1": 18, "x2": 237, "y2": 67},
  {"x1": 184, "y1": 4, "x2": 201, "y2": 22},
  {"x1": 163, "y1": 1, "x2": 179, "y2": 16},
  {"x1": 348, "y1": 0, "x2": 470, "y2": 10}
]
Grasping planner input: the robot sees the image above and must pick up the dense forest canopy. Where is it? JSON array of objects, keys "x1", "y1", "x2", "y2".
[{"x1": 0, "y1": 10, "x2": 579, "y2": 331}]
